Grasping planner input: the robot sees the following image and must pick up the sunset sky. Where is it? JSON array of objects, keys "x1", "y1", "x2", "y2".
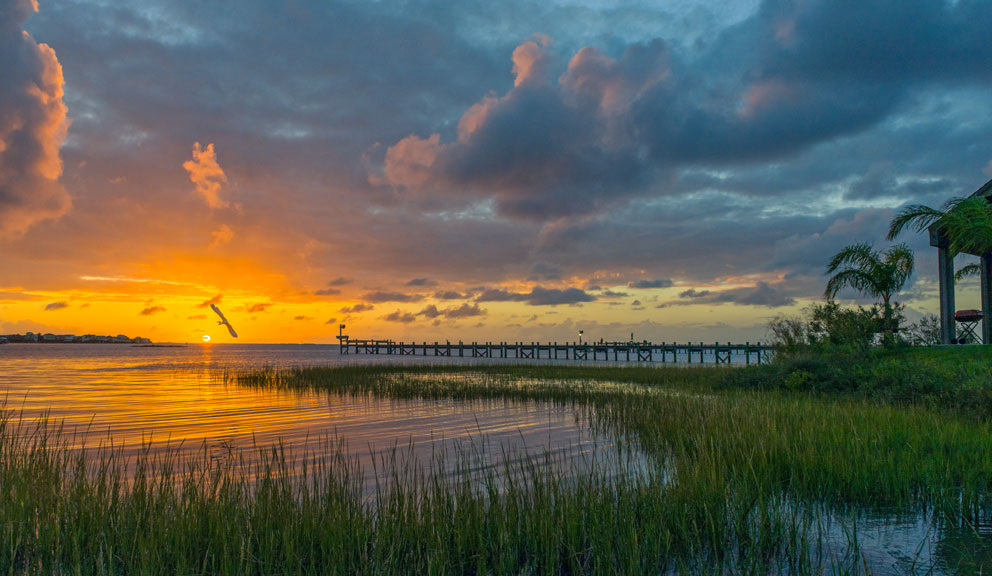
[{"x1": 1, "y1": 0, "x2": 991, "y2": 344}]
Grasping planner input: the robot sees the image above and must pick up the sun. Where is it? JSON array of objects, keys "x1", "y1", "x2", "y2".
[{"x1": 202, "y1": 334, "x2": 211, "y2": 342}]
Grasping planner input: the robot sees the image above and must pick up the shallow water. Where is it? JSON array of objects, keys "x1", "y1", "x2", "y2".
[
  {"x1": 0, "y1": 343, "x2": 636, "y2": 488},
  {"x1": 2, "y1": 343, "x2": 989, "y2": 574}
]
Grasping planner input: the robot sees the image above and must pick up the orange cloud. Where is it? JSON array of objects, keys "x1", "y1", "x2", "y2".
[
  {"x1": 0, "y1": 1, "x2": 71, "y2": 238},
  {"x1": 382, "y1": 133, "x2": 440, "y2": 189},
  {"x1": 196, "y1": 294, "x2": 223, "y2": 308},
  {"x1": 511, "y1": 35, "x2": 551, "y2": 87},
  {"x1": 210, "y1": 224, "x2": 234, "y2": 247},
  {"x1": 140, "y1": 305, "x2": 166, "y2": 315},
  {"x1": 738, "y1": 80, "x2": 798, "y2": 119},
  {"x1": 183, "y1": 142, "x2": 229, "y2": 209}
]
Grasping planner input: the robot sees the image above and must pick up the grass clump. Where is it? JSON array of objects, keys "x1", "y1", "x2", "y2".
[{"x1": 4, "y1": 357, "x2": 992, "y2": 573}]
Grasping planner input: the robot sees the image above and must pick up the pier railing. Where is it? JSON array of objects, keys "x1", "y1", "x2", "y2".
[{"x1": 338, "y1": 338, "x2": 773, "y2": 365}]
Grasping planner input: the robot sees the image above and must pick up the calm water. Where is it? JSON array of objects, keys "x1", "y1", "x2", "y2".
[
  {"x1": 1, "y1": 343, "x2": 987, "y2": 574},
  {"x1": 0, "y1": 343, "x2": 633, "y2": 487}
]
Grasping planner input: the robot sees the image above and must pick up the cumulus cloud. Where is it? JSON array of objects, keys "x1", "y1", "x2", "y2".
[
  {"x1": 476, "y1": 286, "x2": 595, "y2": 306},
  {"x1": 339, "y1": 303, "x2": 374, "y2": 314},
  {"x1": 140, "y1": 305, "x2": 166, "y2": 315},
  {"x1": 183, "y1": 142, "x2": 229, "y2": 209},
  {"x1": 658, "y1": 282, "x2": 795, "y2": 308},
  {"x1": 433, "y1": 290, "x2": 464, "y2": 300},
  {"x1": 599, "y1": 290, "x2": 629, "y2": 298},
  {"x1": 196, "y1": 294, "x2": 223, "y2": 308},
  {"x1": 383, "y1": 309, "x2": 416, "y2": 323},
  {"x1": 372, "y1": 1, "x2": 992, "y2": 222},
  {"x1": 362, "y1": 291, "x2": 424, "y2": 303},
  {"x1": 0, "y1": 0, "x2": 71, "y2": 238},
  {"x1": 417, "y1": 302, "x2": 486, "y2": 320},
  {"x1": 628, "y1": 279, "x2": 673, "y2": 289},
  {"x1": 43, "y1": 301, "x2": 68, "y2": 311}
]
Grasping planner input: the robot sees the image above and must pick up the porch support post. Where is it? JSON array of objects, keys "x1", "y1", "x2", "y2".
[
  {"x1": 937, "y1": 246, "x2": 956, "y2": 344},
  {"x1": 981, "y1": 252, "x2": 992, "y2": 345}
]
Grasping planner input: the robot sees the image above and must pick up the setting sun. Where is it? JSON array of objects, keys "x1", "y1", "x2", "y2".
[{"x1": 202, "y1": 334, "x2": 211, "y2": 342}]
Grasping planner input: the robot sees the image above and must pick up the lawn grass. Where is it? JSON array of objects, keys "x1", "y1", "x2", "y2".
[{"x1": 3, "y1": 349, "x2": 992, "y2": 574}]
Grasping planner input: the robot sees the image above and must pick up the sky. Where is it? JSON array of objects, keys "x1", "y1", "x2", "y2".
[{"x1": 1, "y1": 0, "x2": 991, "y2": 344}]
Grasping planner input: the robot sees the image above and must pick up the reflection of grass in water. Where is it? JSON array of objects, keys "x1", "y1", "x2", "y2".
[{"x1": 3, "y1": 364, "x2": 992, "y2": 573}]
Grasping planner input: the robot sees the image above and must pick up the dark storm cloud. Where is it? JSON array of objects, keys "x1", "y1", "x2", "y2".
[
  {"x1": 362, "y1": 291, "x2": 424, "y2": 303},
  {"x1": 679, "y1": 288, "x2": 711, "y2": 298},
  {"x1": 527, "y1": 261, "x2": 562, "y2": 281},
  {"x1": 375, "y1": 0, "x2": 992, "y2": 221},
  {"x1": 9, "y1": 0, "x2": 992, "y2": 322},
  {"x1": 476, "y1": 287, "x2": 595, "y2": 306},
  {"x1": 658, "y1": 282, "x2": 795, "y2": 308}
]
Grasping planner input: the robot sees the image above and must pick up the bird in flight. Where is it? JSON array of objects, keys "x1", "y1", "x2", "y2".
[{"x1": 210, "y1": 304, "x2": 238, "y2": 338}]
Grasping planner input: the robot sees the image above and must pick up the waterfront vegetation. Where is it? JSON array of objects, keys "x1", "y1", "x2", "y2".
[{"x1": 3, "y1": 346, "x2": 992, "y2": 574}]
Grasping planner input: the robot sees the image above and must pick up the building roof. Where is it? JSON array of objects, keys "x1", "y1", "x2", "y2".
[{"x1": 969, "y1": 177, "x2": 992, "y2": 199}]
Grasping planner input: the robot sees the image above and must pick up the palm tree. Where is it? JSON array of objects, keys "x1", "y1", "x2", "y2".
[
  {"x1": 887, "y1": 195, "x2": 992, "y2": 278},
  {"x1": 825, "y1": 242, "x2": 915, "y2": 334}
]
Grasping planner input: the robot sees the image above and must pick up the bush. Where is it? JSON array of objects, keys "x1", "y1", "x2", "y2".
[
  {"x1": 903, "y1": 314, "x2": 941, "y2": 346},
  {"x1": 768, "y1": 300, "x2": 886, "y2": 357}
]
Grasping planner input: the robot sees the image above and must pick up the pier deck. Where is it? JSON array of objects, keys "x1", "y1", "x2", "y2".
[{"x1": 338, "y1": 338, "x2": 773, "y2": 365}]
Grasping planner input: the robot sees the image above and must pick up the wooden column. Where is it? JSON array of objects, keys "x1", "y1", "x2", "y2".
[
  {"x1": 982, "y1": 252, "x2": 992, "y2": 345},
  {"x1": 937, "y1": 246, "x2": 956, "y2": 344}
]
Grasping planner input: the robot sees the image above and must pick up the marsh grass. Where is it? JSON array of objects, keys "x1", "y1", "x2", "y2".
[{"x1": 4, "y1": 358, "x2": 992, "y2": 573}]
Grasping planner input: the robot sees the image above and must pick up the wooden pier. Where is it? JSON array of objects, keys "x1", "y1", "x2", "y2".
[{"x1": 337, "y1": 338, "x2": 773, "y2": 365}]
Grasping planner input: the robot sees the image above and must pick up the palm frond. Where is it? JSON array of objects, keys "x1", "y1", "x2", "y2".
[
  {"x1": 826, "y1": 242, "x2": 878, "y2": 274},
  {"x1": 955, "y1": 263, "x2": 981, "y2": 281},
  {"x1": 887, "y1": 205, "x2": 946, "y2": 240},
  {"x1": 881, "y1": 243, "x2": 915, "y2": 293},
  {"x1": 941, "y1": 197, "x2": 992, "y2": 256},
  {"x1": 824, "y1": 269, "x2": 879, "y2": 301}
]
